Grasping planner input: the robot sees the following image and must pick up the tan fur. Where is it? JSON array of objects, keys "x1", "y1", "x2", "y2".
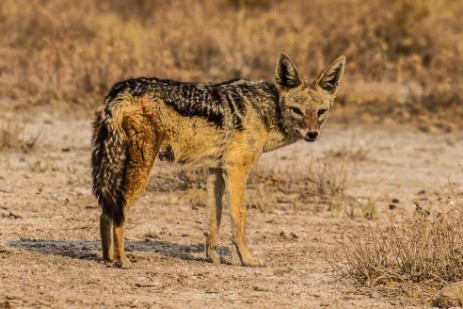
[{"x1": 92, "y1": 53, "x2": 345, "y2": 267}]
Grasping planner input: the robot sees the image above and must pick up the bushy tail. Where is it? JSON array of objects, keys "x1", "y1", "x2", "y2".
[{"x1": 91, "y1": 104, "x2": 128, "y2": 226}]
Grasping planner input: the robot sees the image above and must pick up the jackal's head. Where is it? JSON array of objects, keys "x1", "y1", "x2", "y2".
[{"x1": 275, "y1": 52, "x2": 345, "y2": 142}]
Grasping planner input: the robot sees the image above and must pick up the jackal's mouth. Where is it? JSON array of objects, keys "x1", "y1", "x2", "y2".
[
  {"x1": 295, "y1": 128, "x2": 310, "y2": 141},
  {"x1": 295, "y1": 128, "x2": 318, "y2": 142},
  {"x1": 303, "y1": 135, "x2": 317, "y2": 142}
]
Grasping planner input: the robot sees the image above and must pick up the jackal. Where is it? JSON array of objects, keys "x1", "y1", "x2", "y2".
[{"x1": 92, "y1": 52, "x2": 345, "y2": 268}]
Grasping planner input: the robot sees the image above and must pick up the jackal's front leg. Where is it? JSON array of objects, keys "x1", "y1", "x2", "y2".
[
  {"x1": 205, "y1": 168, "x2": 226, "y2": 264},
  {"x1": 225, "y1": 168, "x2": 265, "y2": 267}
]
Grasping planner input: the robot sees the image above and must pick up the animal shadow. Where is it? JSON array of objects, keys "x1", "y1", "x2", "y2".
[{"x1": 7, "y1": 239, "x2": 231, "y2": 264}]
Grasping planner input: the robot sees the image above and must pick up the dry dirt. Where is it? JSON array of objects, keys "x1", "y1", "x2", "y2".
[{"x1": 1, "y1": 111, "x2": 462, "y2": 308}]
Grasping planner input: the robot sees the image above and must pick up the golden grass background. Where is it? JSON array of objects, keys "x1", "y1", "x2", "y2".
[{"x1": 1, "y1": 0, "x2": 462, "y2": 130}]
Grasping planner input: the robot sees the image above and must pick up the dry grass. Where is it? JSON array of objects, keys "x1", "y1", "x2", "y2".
[
  {"x1": 146, "y1": 156, "x2": 373, "y2": 219},
  {"x1": 147, "y1": 164, "x2": 208, "y2": 193},
  {"x1": 0, "y1": 120, "x2": 39, "y2": 152},
  {"x1": 246, "y1": 160, "x2": 352, "y2": 214},
  {"x1": 324, "y1": 146, "x2": 369, "y2": 162},
  {"x1": 332, "y1": 186, "x2": 463, "y2": 304},
  {"x1": 1, "y1": 0, "x2": 462, "y2": 130},
  {"x1": 0, "y1": 121, "x2": 23, "y2": 150}
]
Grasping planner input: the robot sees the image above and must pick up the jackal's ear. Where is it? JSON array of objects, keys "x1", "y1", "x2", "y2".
[
  {"x1": 276, "y1": 52, "x2": 302, "y2": 90},
  {"x1": 316, "y1": 56, "x2": 346, "y2": 95}
]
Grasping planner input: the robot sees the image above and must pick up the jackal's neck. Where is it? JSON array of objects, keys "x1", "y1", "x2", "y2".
[{"x1": 254, "y1": 81, "x2": 301, "y2": 152}]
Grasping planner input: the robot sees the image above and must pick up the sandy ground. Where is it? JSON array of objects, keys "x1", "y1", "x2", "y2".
[{"x1": 1, "y1": 111, "x2": 462, "y2": 308}]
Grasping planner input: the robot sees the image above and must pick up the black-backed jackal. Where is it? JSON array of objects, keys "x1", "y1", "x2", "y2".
[{"x1": 92, "y1": 53, "x2": 345, "y2": 268}]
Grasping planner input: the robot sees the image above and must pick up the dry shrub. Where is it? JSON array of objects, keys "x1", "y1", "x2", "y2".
[
  {"x1": 333, "y1": 189, "x2": 463, "y2": 303},
  {"x1": 324, "y1": 147, "x2": 369, "y2": 163},
  {"x1": 147, "y1": 164, "x2": 207, "y2": 193},
  {"x1": 0, "y1": 120, "x2": 39, "y2": 151},
  {"x1": 145, "y1": 158, "x2": 367, "y2": 217},
  {"x1": 1, "y1": 0, "x2": 462, "y2": 130},
  {"x1": 0, "y1": 121, "x2": 23, "y2": 150},
  {"x1": 246, "y1": 160, "x2": 373, "y2": 217}
]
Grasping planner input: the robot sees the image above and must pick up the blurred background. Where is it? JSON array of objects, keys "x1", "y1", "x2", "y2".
[{"x1": 1, "y1": 0, "x2": 462, "y2": 131}]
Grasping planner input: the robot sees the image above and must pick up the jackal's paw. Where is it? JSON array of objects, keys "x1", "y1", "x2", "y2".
[
  {"x1": 206, "y1": 249, "x2": 221, "y2": 264},
  {"x1": 104, "y1": 260, "x2": 114, "y2": 268},
  {"x1": 114, "y1": 259, "x2": 132, "y2": 269},
  {"x1": 242, "y1": 257, "x2": 266, "y2": 267}
]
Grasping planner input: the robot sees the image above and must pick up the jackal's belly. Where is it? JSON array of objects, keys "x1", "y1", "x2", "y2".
[{"x1": 158, "y1": 141, "x2": 225, "y2": 168}]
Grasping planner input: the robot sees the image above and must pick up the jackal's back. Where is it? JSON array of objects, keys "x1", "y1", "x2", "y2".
[{"x1": 105, "y1": 77, "x2": 279, "y2": 131}]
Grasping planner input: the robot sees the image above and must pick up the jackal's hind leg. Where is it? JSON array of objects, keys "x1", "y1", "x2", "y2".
[
  {"x1": 113, "y1": 221, "x2": 130, "y2": 268},
  {"x1": 100, "y1": 212, "x2": 113, "y2": 266},
  {"x1": 113, "y1": 110, "x2": 160, "y2": 269},
  {"x1": 205, "y1": 168, "x2": 225, "y2": 264}
]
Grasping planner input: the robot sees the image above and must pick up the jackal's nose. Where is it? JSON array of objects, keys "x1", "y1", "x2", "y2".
[{"x1": 307, "y1": 131, "x2": 318, "y2": 140}]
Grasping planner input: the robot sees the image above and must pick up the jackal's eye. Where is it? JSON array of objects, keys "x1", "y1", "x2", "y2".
[
  {"x1": 318, "y1": 108, "x2": 327, "y2": 117},
  {"x1": 291, "y1": 107, "x2": 303, "y2": 116}
]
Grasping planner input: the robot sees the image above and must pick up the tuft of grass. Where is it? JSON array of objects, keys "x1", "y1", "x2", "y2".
[
  {"x1": 147, "y1": 164, "x2": 207, "y2": 193},
  {"x1": 187, "y1": 185, "x2": 207, "y2": 209},
  {"x1": 248, "y1": 160, "x2": 375, "y2": 219},
  {"x1": 313, "y1": 162, "x2": 349, "y2": 202},
  {"x1": 148, "y1": 156, "x2": 373, "y2": 219},
  {"x1": 330, "y1": 196, "x2": 377, "y2": 220},
  {"x1": 0, "y1": 122, "x2": 22, "y2": 150},
  {"x1": 332, "y1": 188, "x2": 463, "y2": 304},
  {"x1": 0, "y1": 120, "x2": 39, "y2": 152},
  {"x1": 324, "y1": 148, "x2": 369, "y2": 162}
]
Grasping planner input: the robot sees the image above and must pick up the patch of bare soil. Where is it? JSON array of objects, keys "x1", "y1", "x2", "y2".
[{"x1": 1, "y1": 112, "x2": 462, "y2": 308}]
